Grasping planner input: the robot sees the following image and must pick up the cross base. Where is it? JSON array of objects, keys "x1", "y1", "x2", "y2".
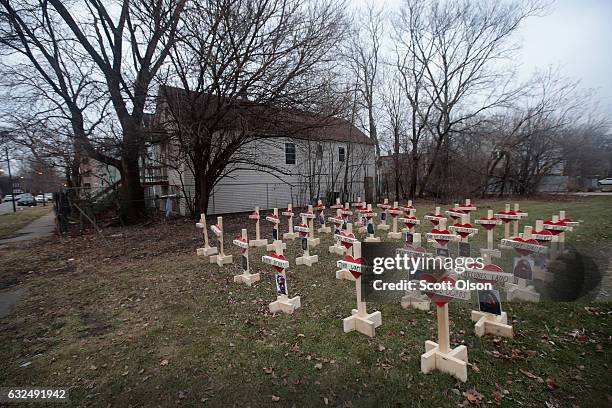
[
  {"x1": 343, "y1": 309, "x2": 382, "y2": 337},
  {"x1": 365, "y1": 236, "x2": 381, "y2": 242},
  {"x1": 249, "y1": 239, "x2": 269, "y2": 248},
  {"x1": 401, "y1": 294, "x2": 431, "y2": 311},
  {"x1": 480, "y1": 248, "x2": 501, "y2": 258},
  {"x1": 387, "y1": 231, "x2": 402, "y2": 239},
  {"x1": 318, "y1": 226, "x2": 331, "y2": 233},
  {"x1": 269, "y1": 295, "x2": 301, "y2": 314},
  {"x1": 282, "y1": 232, "x2": 297, "y2": 240},
  {"x1": 266, "y1": 242, "x2": 287, "y2": 252},
  {"x1": 210, "y1": 254, "x2": 233, "y2": 266},
  {"x1": 296, "y1": 254, "x2": 319, "y2": 266},
  {"x1": 421, "y1": 341, "x2": 468, "y2": 382},
  {"x1": 377, "y1": 224, "x2": 390, "y2": 230},
  {"x1": 329, "y1": 244, "x2": 347, "y2": 255},
  {"x1": 307, "y1": 237, "x2": 321, "y2": 248},
  {"x1": 234, "y1": 272, "x2": 261, "y2": 286},
  {"x1": 196, "y1": 246, "x2": 218, "y2": 256},
  {"x1": 505, "y1": 282, "x2": 540, "y2": 302},
  {"x1": 471, "y1": 311, "x2": 512, "y2": 338}
]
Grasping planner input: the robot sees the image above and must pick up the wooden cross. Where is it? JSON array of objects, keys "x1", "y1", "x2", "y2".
[
  {"x1": 265, "y1": 208, "x2": 287, "y2": 252},
  {"x1": 421, "y1": 287, "x2": 469, "y2": 382},
  {"x1": 503, "y1": 225, "x2": 542, "y2": 303},
  {"x1": 209, "y1": 216, "x2": 233, "y2": 266},
  {"x1": 363, "y1": 204, "x2": 380, "y2": 242},
  {"x1": 387, "y1": 201, "x2": 403, "y2": 239},
  {"x1": 232, "y1": 228, "x2": 260, "y2": 286},
  {"x1": 281, "y1": 204, "x2": 297, "y2": 240},
  {"x1": 475, "y1": 209, "x2": 502, "y2": 258},
  {"x1": 335, "y1": 223, "x2": 358, "y2": 281},
  {"x1": 249, "y1": 206, "x2": 268, "y2": 247},
  {"x1": 296, "y1": 214, "x2": 319, "y2": 266},
  {"x1": 340, "y1": 241, "x2": 382, "y2": 337},
  {"x1": 328, "y1": 209, "x2": 347, "y2": 255},
  {"x1": 195, "y1": 213, "x2": 218, "y2": 256},
  {"x1": 316, "y1": 199, "x2": 331, "y2": 233},
  {"x1": 377, "y1": 198, "x2": 390, "y2": 230},
  {"x1": 398, "y1": 232, "x2": 431, "y2": 311},
  {"x1": 264, "y1": 240, "x2": 301, "y2": 314},
  {"x1": 300, "y1": 205, "x2": 320, "y2": 247}
]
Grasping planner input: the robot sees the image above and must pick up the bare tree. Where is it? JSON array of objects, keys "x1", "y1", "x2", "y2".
[
  {"x1": 159, "y1": 0, "x2": 348, "y2": 216},
  {"x1": 394, "y1": 0, "x2": 543, "y2": 198},
  {"x1": 36, "y1": 0, "x2": 186, "y2": 221},
  {"x1": 345, "y1": 2, "x2": 384, "y2": 158},
  {"x1": 0, "y1": 0, "x2": 114, "y2": 189}
]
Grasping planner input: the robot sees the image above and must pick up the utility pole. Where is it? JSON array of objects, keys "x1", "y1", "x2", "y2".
[{"x1": 6, "y1": 147, "x2": 16, "y2": 213}]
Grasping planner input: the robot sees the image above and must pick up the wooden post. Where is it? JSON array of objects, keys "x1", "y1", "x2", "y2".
[
  {"x1": 266, "y1": 208, "x2": 287, "y2": 252},
  {"x1": 421, "y1": 298, "x2": 469, "y2": 382},
  {"x1": 196, "y1": 213, "x2": 218, "y2": 256},
  {"x1": 341, "y1": 242, "x2": 382, "y2": 337},
  {"x1": 264, "y1": 240, "x2": 301, "y2": 314},
  {"x1": 282, "y1": 204, "x2": 297, "y2": 240},
  {"x1": 233, "y1": 228, "x2": 260, "y2": 286},
  {"x1": 209, "y1": 217, "x2": 233, "y2": 266},
  {"x1": 249, "y1": 206, "x2": 268, "y2": 247},
  {"x1": 296, "y1": 214, "x2": 319, "y2": 266}
]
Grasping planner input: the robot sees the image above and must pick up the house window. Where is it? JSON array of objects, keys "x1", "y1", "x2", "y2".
[
  {"x1": 285, "y1": 143, "x2": 296, "y2": 164},
  {"x1": 338, "y1": 147, "x2": 345, "y2": 162}
]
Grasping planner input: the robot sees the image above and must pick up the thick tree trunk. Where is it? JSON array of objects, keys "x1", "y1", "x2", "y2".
[
  {"x1": 119, "y1": 133, "x2": 146, "y2": 222},
  {"x1": 195, "y1": 174, "x2": 211, "y2": 218},
  {"x1": 409, "y1": 148, "x2": 418, "y2": 199}
]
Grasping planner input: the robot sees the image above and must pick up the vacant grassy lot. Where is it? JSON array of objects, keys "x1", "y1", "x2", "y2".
[
  {"x1": 0, "y1": 205, "x2": 53, "y2": 239},
  {"x1": 0, "y1": 197, "x2": 610, "y2": 407}
]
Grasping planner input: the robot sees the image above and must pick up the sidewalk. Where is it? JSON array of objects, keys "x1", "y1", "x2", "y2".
[{"x1": 0, "y1": 211, "x2": 56, "y2": 245}]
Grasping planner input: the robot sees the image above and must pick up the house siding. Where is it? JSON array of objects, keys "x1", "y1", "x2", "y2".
[{"x1": 168, "y1": 137, "x2": 376, "y2": 215}]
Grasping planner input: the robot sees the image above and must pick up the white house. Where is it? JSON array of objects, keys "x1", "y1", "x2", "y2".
[{"x1": 150, "y1": 86, "x2": 377, "y2": 216}]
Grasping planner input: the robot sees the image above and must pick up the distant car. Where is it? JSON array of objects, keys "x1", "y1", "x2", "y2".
[
  {"x1": 44, "y1": 193, "x2": 54, "y2": 201},
  {"x1": 35, "y1": 194, "x2": 45, "y2": 203},
  {"x1": 17, "y1": 195, "x2": 37, "y2": 206},
  {"x1": 3, "y1": 195, "x2": 14, "y2": 202},
  {"x1": 598, "y1": 177, "x2": 612, "y2": 192}
]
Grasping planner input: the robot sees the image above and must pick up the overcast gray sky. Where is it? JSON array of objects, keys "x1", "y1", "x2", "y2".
[
  {"x1": 517, "y1": 0, "x2": 612, "y2": 114},
  {"x1": 352, "y1": 0, "x2": 612, "y2": 116}
]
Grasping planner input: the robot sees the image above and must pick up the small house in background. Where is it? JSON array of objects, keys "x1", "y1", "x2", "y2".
[{"x1": 149, "y1": 86, "x2": 377, "y2": 216}]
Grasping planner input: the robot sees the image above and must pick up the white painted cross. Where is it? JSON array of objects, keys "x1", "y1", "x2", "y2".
[{"x1": 196, "y1": 213, "x2": 218, "y2": 256}]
